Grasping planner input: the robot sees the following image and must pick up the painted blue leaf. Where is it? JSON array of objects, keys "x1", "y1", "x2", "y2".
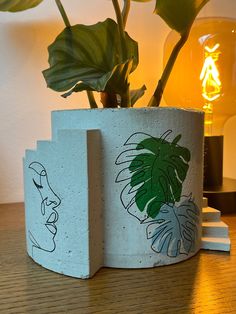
[{"x1": 146, "y1": 196, "x2": 200, "y2": 257}]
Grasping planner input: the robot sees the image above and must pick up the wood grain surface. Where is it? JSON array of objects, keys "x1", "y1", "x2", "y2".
[{"x1": 0, "y1": 203, "x2": 235, "y2": 314}]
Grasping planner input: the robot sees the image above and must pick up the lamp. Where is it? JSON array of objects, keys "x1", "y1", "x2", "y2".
[
  {"x1": 163, "y1": 17, "x2": 236, "y2": 136},
  {"x1": 163, "y1": 18, "x2": 236, "y2": 212}
]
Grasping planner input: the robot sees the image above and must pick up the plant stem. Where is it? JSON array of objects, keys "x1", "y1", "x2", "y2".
[
  {"x1": 112, "y1": 0, "x2": 127, "y2": 61},
  {"x1": 101, "y1": 92, "x2": 119, "y2": 108},
  {"x1": 148, "y1": 32, "x2": 189, "y2": 107},
  {"x1": 120, "y1": 85, "x2": 131, "y2": 107},
  {"x1": 86, "y1": 91, "x2": 98, "y2": 108},
  {"x1": 112, "y1": 0, "x2": 131, "y2": 108},
  {"x1": 55, "y1": 0, "x2": 71, "y2": 27},
  {"x1": 122, "y1": 0, "x2": 131, "y2": 28},
  {"x1": 55, "y1": 0, "x2": 99, "y2": 109}
]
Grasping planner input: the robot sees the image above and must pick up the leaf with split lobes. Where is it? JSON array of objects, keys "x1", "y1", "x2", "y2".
[
  {"x1": 0, "y1": 0, "x2": 44, "y2": 12},
  {"x1": 43, "y1": 18, "x2": 139, "y2": 98},
  {"x1": 129, "y1": 134, "x2": 191, "y2": 218},
  {"x1": 147, "y1": 196, "x2": 199, "y2": 256}
]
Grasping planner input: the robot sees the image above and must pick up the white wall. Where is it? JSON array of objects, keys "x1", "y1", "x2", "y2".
[{"x1": 0, "y1": 0, "x2": 236, "y2": 203}]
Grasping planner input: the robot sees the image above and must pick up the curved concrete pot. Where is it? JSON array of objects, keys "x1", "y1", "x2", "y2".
[{"x1": 24, "y1": 107, "x2": 204, "y2": 278}]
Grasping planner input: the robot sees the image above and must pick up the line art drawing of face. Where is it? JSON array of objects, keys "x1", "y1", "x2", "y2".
[{"x1": 28, "y1": 162, "x2": 61, "y2": 254}]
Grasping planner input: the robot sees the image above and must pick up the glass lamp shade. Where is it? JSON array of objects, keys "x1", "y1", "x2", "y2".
[{"x1": 163, "y1": 17, "x2": 236, "y2": 135}]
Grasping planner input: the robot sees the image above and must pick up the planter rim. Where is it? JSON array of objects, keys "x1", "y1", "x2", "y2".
[{"x1": 53, "y1": 107, "x2": 204, "y2": 115}]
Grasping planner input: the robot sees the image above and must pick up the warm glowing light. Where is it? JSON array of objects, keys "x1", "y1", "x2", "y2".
[
  {"x1": 163, "y1": 18, "x2": 236, "y2": 136},
  {"x1": 200, "y1": 43, "x2": 222, "y2": 103},
  {"x1": 200, "y1": 43, "x2": 222, "y2": 135}
]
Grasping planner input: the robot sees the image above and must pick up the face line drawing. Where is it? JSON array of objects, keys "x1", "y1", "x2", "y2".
[{"x1": 28, "y1": 161, "x2": 61, "y2": 255}]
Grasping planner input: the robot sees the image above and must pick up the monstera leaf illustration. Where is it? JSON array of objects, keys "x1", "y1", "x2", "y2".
[
  {"x1": 115, "y1": 131, "x2": 191, "y2": 221},
  {"x1": 146, "y1": 195, "x2": 200, "y2": 257}
]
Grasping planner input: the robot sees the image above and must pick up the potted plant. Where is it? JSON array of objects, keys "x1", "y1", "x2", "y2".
[{"x1": 0, "y1": 0, "x2": 209, "y2": 278}]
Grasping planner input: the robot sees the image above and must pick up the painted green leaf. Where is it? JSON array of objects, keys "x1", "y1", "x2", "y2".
[
  {"x1": 43, "y1": 18, "x2": 138, "y2": 97},
  {"x1": 0, "y1": 0, "x2": 43, "y2": 12},
  {"x1": 154, "y1": 0, "x2": 210, "y2": 34},
  {"x1": 147, "y1": 196, "x2": 199, "y2": 256},
  {"x1": 129, "y1": 132, "x2": 190, "y2": 219}
]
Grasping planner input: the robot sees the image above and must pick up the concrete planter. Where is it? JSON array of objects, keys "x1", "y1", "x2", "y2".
[{"x1": 24, "y1": 107, "x2": 204, "y2": 278}]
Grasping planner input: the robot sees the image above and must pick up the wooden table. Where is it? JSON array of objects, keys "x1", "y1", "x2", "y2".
[{"x1": 0, "y1": 203, "x2": 236, "y2": 313}]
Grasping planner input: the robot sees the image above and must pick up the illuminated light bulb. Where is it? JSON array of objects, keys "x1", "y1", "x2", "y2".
[
  {"x1": 200, "y1": 43, "x2": 221, "y2": 102},
  {"x1": 200, "y1": 43, "x2": 222, "y2": 135},
  {"x1": 163, "y1": 17, "x2": 236, "y2": 136}
]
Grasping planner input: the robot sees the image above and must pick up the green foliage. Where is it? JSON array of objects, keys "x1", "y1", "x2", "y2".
[
  {"x1": 0, "y1": 0, "x2": 210, "y2": 108},
  {"x1": 154, "y1": 0, "x2": 210, "y2": 35},
  {"x1": 43, "y1": 19, "x2": 138, "y2": 103},
  {"x1": 148, "y1": 0, "x2": 210, "y2": 107},
  {"x1": 130, "y1": 85, "x2": 147, "y2": 106},
  {"x1": 129, "y1": 133, "x2": 190, "y2": 218},
  {"x1": 0, "y1": 0, "x2": 43, "y2": 12}
]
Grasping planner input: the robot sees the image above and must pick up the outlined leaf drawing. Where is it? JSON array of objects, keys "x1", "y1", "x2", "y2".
[
  {"x1": 146, "y1": 195, "x2": 200, "y2": 257},
  {"x1": 115, "y1": 131, "x2": 191, "y2": 221}
]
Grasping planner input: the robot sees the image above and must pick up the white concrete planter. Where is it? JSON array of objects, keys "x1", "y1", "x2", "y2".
[{"x1": 24, "y1": 107, "x2": 204, "y2": 278}]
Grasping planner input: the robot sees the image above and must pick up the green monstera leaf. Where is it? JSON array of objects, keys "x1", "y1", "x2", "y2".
[
  {"x1": 43, "y1": 18, "x2": 138, "y2": 98},
  {"x1": 115, "y1": 131, "x2": 191, "y2": 220},
  {"x1": 0, "y1": 0, "x2": 43, "y2": 12},
  {"x1": 154, "y1": 0, "x2": 210, "y2": 35},
  {"x1": 146, "y1": 195, "x2": 200, "y2": 257}
]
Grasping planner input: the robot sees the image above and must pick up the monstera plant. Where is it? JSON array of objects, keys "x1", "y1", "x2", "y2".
[
  {"x1": 0, "y1": 0, "x2": 209, "y2": 108},
  {"x1": 115, "y1": 130, "x2": 200, "y2": 257}
]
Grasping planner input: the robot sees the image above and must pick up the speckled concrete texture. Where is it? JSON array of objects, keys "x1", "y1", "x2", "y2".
[{"x1": 24, "y1": 108, "x2": 204, "y2": 278}]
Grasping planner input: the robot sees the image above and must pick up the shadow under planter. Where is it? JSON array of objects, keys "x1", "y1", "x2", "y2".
[{"x1": 24, "y1": 108, "x2": 204, "y2": 278}]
